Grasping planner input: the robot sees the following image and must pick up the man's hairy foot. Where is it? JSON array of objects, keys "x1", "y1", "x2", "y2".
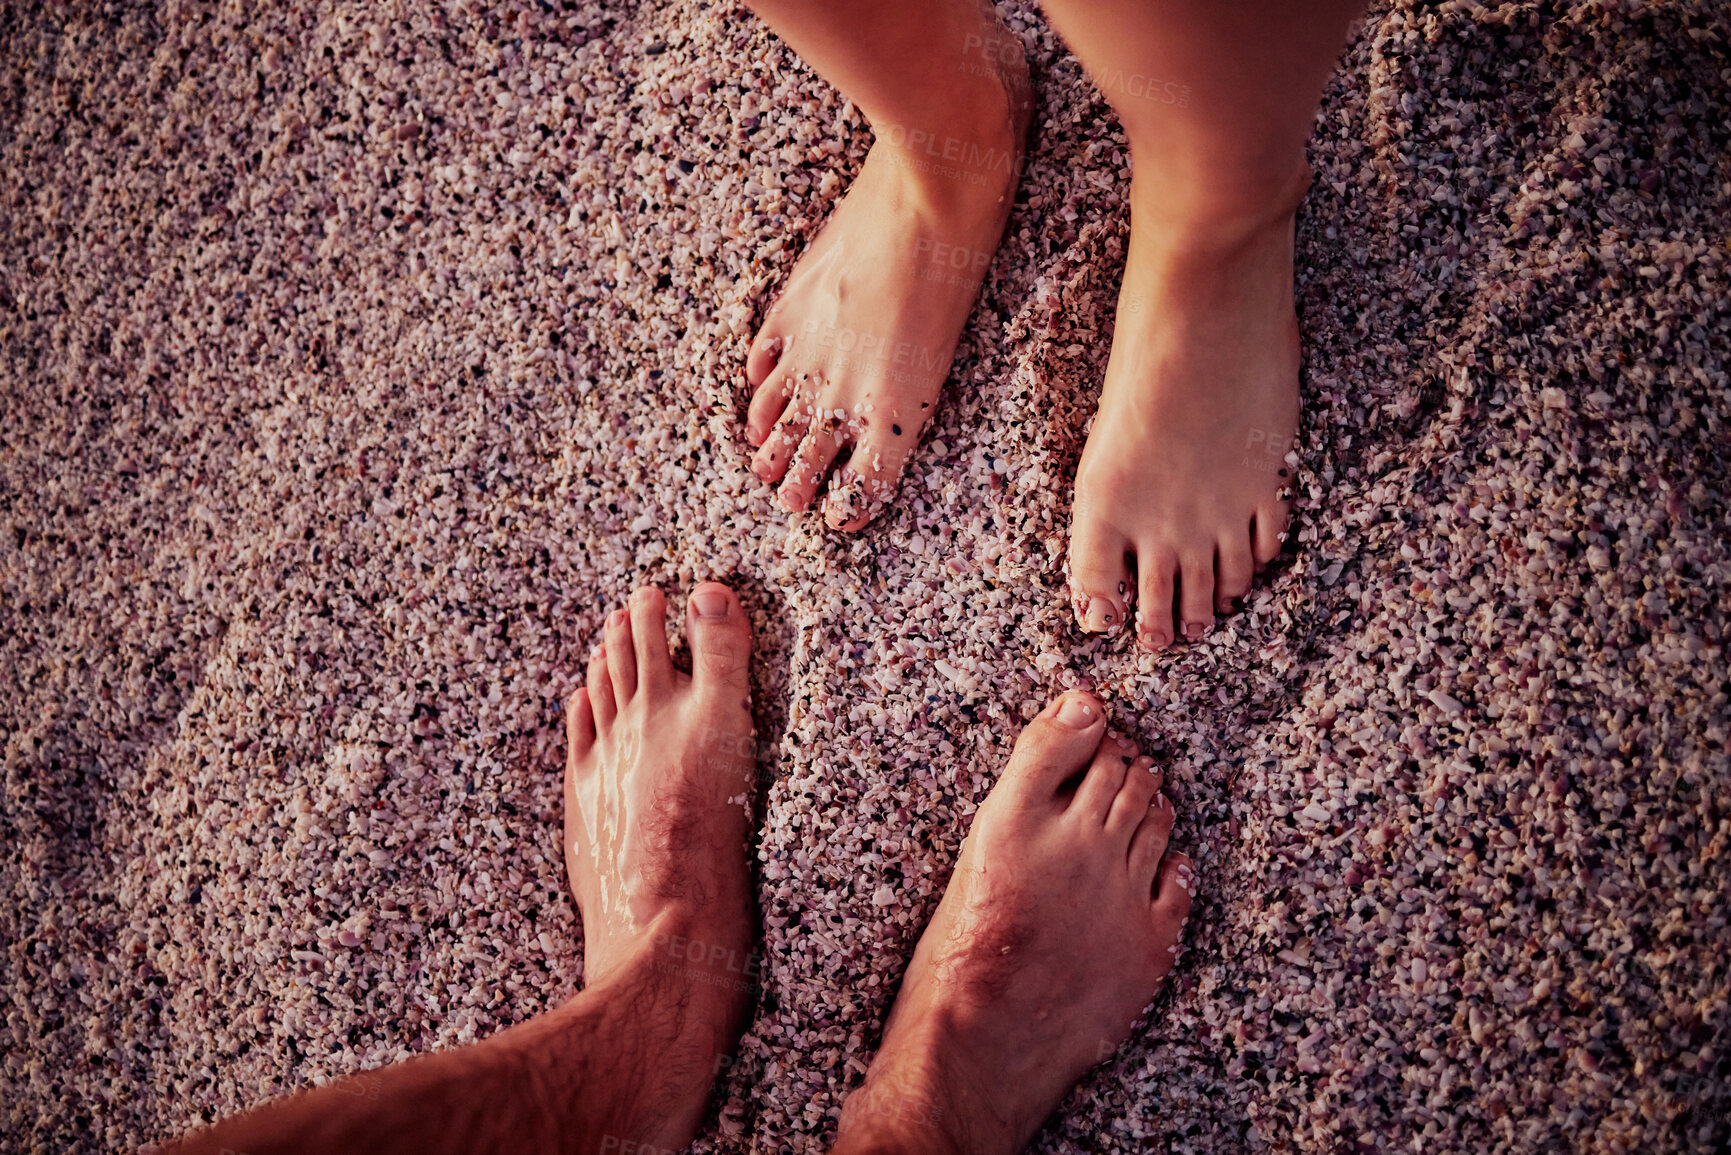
[
  {"x1": 744, "y1": 21, "x2": 1030, "y2": 531},
  {"x1": 563, "y1": 583, "x2": 757, "y2": 1145},
  {"x1": 1068, "y1": 166, "x2": 1308, "y2": 649},
  {"x1": 831, "y1": 692, "x2": 1194, "y2": 1155}
]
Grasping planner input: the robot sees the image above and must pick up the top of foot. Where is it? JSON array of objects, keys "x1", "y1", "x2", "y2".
[
  {"x1": 742, "y1": 15, "x2": 1031, "y2": 532},
  {"x1": 832, "y1": 691, "x2": 1194, "y2": 1155},
  {"x1": 564, "y1": 583, "x2": 757, "y2": 989},
  {"x1": 1068, "y1": 170, "x2": 1308, "y2": 650}
]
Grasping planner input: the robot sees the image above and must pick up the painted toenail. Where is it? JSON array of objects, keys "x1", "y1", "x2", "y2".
[
  {"x1": 692, "y1": 589, "x2": 731, "y2": 619},
  {"x1": 1055, "y1": 697, "x2": 1096, "y2": 729},
  {"x1": 1083, "y1": 597, "x2": 1115, "y2": 631}
]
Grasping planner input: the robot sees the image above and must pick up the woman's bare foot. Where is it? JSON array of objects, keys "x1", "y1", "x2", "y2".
[
  {"x1": 1067, "y1": 165, "x2": 1309, "y2": 649},
  {"x1": 830, "y1": 692, "x2": 1194, "y2": 1155},
  {"x1": 563, "y1": 582, "x2": 758, "y2": 1146},
  {"x1": 744, "y1": 19, "x2": 1030, "y2": 531}
]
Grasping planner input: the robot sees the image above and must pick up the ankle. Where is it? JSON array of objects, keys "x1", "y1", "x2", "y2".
[
  {"x1": 832, "y1": 1010, "x2": 1022, "y2": 1155},
  {"x1": 862, "y1": 42, "x2": 1031, "y2": 207},
  {"x1": 588, "y1": 905, "x2": 759, "y2": 1017},
  {"x1": 1129, "y1": 152, "x2": 1311, "y2": 253}
]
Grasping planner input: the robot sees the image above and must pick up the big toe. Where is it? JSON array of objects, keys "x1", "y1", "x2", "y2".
[
  {"x1": 686, "y1": 583, "x2": 753, "y2": 700},
  {"x1": 999, "y1": 692, "x2": 1109, "y2": 799},
  {"x1": 1068, "y1": 512, "x2": 1132, "y2": 633}
]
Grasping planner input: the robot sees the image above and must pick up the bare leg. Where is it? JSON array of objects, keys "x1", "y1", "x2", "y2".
[
  {"x1": 163, "y1": 585, "x2": 759, "y2": 1155},
  {"x1": 740, "y1": 0, "x2": 1031, "y2": 529},
  {"x1": 1045, "y1": 0, "x2": 1363, "y2": 647},
  {"x1": 828, "y1": 693, "x2": 1194, "y2": 1155}
]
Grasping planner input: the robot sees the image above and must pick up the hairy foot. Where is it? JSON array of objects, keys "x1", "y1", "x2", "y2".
[
  {"x1": 744, "y1": 26, "x2": 1030, "y2": 531},
  {"x1": 831, "y1": 692, "x2": 1194, "y2": 1155},
  {"x1": 563, "y1": 583, "x2": 757, "y2": 1142},
  {"x1": 1068, "y1": 167, "x2": 1308, "y2": 648}
]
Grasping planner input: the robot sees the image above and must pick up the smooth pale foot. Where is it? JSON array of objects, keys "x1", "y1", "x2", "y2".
[
  {"x1": 563, "y1": 583, "x2": 758, "y2": 1146},
  {"x1": 1068, "y1": 167, "x2": 1307, "y2": 650},
  {"x1": 744, "y1": 32, "x2": 1030, "y2": 532},
  {"x1": 830, "y1": 692, "x2": 1193, "y2": 1155}
]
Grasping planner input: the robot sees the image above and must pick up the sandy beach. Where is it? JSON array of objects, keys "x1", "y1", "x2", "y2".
[{"x1": 2, "y1": 0, "x2": 1728, "y2": 1150}]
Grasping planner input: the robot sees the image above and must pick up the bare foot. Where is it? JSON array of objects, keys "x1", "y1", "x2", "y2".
[
  {"x1": 563, "y1": 582, "x2": 758, "y2": 1144},
  {"x1": 1067, "y1": 165, "x2": 1309, "y2": 648},
  {"x1": 831, "y1": 692, "x2": 1194, "y2": 1155},
  {"x1": 743, "y1": 25, "x2": 1030, "y2": 531}
]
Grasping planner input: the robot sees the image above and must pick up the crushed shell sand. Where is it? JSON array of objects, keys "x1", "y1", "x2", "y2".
[{"x1": 2, "y1": 1, "x2": 1728, "y2": 1153}]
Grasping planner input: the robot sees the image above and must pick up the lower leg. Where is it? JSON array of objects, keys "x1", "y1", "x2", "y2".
[
  {"x1": 739, "y1": 0, "x2": 1031, "y2": 529},
  {"x1": 165, "y1": 585, "x2": 761, "y2": 1155},
  {"x1": 1041, "y1": 0, "x2": 1361, "y2": 225},
  {"x1": 167, "y1": 945, "x2": 739, "y2": 1155},
  {"x1": 828, "y1": 694, "x2": 1195, "y2": 1155},
  {"x1": 1047, "y1": 0, "x2": 1363, "y2": 647}
]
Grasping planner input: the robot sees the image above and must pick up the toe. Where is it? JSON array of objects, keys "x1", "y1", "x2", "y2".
[
  {"x1": 1105, "y1": 754, "x2": 1159, "y2": 842},
  {"x1": 628, "y1": 586, "x2": 673, "y2": 696},
  {"x1": 1177, "y1": 551, "x2": 1216, "y2": 641},
  {"x1": 603, "y1": 607, "x2": 637, "y2": 703},
  {"x1": 1135, "y1": 548, "x2": 1178, "y2": 652},
  {"x1": 686, "y1": 582, "x2": 753, "y2": 702},
  {"x1": 778, "y1": 418, "x2": 844, "y2": 513},
  {"x1": 746, "y1": 369, "x2": 794, "y2": 447},
  {"x1": 1253, "y1": 498, "x2": 1290, "y2": 567},
  {"x1": 1075, "y1": 731, "x2": 1139, "y2": 824},
  {"x1": 1128, "y1": 790, "x2": 1175, "y2": 887},
  {"x1": 1214, "y1": 537, "x2": 1255, "y2": 614},
  {"x1": 1068, "y1": 516, "x2": 1132, "y2": 633},
  {"x1": 745, "y1": 329, "x2": 786, "y2": 389},
  {"x1": 586, "y1": 646, "x2": 616, "y2": 729},
  {"x1": 1000, "y1": 692, "x2": 1108, "y2": 800},
  {"x1": 752, "y1": 389, "x2": 813, "y2": 484},
  {"x1": 823, "y1": 433, "x2": 909, "y2": 531},
  {"x1": 565, "y1": 687, "x2": 596, "y2": 763},
  {"x1": 1150, "y1": 852, "x2": 1195, "y2": 969}
]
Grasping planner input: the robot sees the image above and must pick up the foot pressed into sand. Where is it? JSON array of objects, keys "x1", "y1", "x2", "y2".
[
  {"x1": 744, "y1": 10, "x2": 1031, "y2": 532},
  {"x1": 829, "y1": 691, "x2": 1193, "y2": 1155},
  {"x1": 563, "y1": 582, "x2": 760, "y2": 1149},
  {"x1": 1068, "y1": 164, "x2": 1309, "y2": 649}
]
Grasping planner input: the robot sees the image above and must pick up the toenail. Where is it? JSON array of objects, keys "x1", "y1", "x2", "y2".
[
  {"x1": 1054, "y1": 696, "x2": 1097, "y2": 729},
  {"x1": 1183, "y1": 621, "x2": 1208, "y2": 641},
  {"x1": 691, "y1": 589, "x2": 731, "y2": 619}
]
